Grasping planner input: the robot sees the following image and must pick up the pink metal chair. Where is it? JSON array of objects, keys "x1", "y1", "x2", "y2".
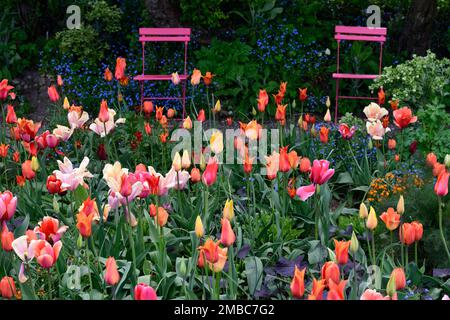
[
  {"x1": 332, "y1": 26, "x2": 387, "y2": 122},
  {"x1": 134, "y1": 28, "x2": 191, "y2": 118}
]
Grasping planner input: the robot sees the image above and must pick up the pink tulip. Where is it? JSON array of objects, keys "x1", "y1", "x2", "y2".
[
  {"x1": 0, "y1": 191, "x2": 17, "y2": 222},
  {"x1": 310, "y1": 160, "x2": 335, "y2": 185},
  {"x1": 45, "y1": 134, "x2": 59, "y2": 148},
  {"x1": 360, "y1": 289, "x2": 392, "y2": 300},
  {"x1": 435, "y1": 171, "x2": 449, "y2": 197},
  {"x1": 47, "y1": 85, "x2": 60, "y2": 102},
  {"x1": 0, "y1": 79, "x2": 14, "y2": 101},
  {"x1": 202, "y1": 157, "x2": 219, "y2": 186},
  {"x1": 134, "y1": 283, "x2": 157, "y2": 300},
  {"x1": 296, "y1": 183, "x2": 316, "y2": 201},
  {"x1": 30, "y1": 239, "x2": 62, "y2": 269}
]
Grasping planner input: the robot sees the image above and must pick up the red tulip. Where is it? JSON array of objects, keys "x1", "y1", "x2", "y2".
[
  {"x1": 0, "y1": 276, "x2": 16, "y2": 299},
  {"x1": 46, "y1": 175, "x2": 62, "y2": 194},
  {"x1": 298, "y1": 88, "x2": 308, "y2": 101},
  {"x1": 279, "y1": 146, "x2": 291, "y2": 172},
  {"x1": 0, "y1": 79, "x2": 14, "y2": 101},
  {"x1": 134, "y1": 283, "x2": 157, "y2": 300},
  {"x1": 115, "y1": 57, "x2": 126, "y2": 80},
  {"x1": 202, "y1": 157, "x2": 218, "y2": 186},
  {"x1": 6, "y1": 105, "x2": 17, "y2": 124},
  {"x1": 309, "y1": 277, "x2": 326, "y2": 300},
  {"x1": 105, "y1": 257, "x2": 120, "y2": 286},
  {"x1": 1, "y1": 223, "x2": 14, "y2": 251},
  {"x1": 197, "y1": 109, "x2": 206, "y2": 122},
  {"x1": 99, "y1": 99, "x2": 110, "y2": 123},
  {"x1": 47, "y1": 85, "x2": 60, "y2": 102},
  {"x1": 257, "y1": 89, "x2": 269, "y2": 112},
  {"x1": 290, "y1": 265, "x2": 305, "y2": 298},
  {"x1": 97, "y1": 143, "x2": 107, "y2": 160},
  {"x1": 435, "y1": 171, "x2": 449, "y2": 197},
  {"x1": 390, "y1": 268, "x2": 406, "y2": 290},
  {"x1": 399, "y1": 223, "x2": 416, "y2": 245},
  {"x1": 275, "y1": 104, "x2": 287, "y2": 124},
  {"x1": 338, "y1": 124, "x2": 356, "y2": 140},
  {"x1": 393, "y1": 107, "x2": 417, "y2": 129},
  {"x1": 334, "y1": 239, "x2": 351, "y2": 265},
  {"x1": 21, "y1": 160, "x2": 35, "y2": 180},
  {"x1": 0, "y1": 144, "x2": 8, "y2": 158},
  {"x1": 35, "y1": 216, "x2": 68, "y2": 243},
  {"x1": 327, "y1": 279, "x2": 347, "y2": 300}
]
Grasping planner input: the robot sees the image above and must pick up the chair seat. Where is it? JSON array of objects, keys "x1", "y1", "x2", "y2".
[
  {"x1": 333, "y1": 73, "x2": 379, "y2": 80},
  {"x1": 134, "y1": 74, "x2": 189, "y2": 81}
]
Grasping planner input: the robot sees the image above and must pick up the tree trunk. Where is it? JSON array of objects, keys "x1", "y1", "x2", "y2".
[
  {"x1": 399, "y1": 0, "x2": 437, "y2": 56},
  {"x1": 144, "y1": 0, "x2": 181, "y2": 27}
]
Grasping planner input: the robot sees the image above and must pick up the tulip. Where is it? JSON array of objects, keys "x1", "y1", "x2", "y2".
[
  {"x1": 397, "y1": 195, "x2": 405, "y2": 215},
  {"x1": 257, "y1": 89, "x2": 269, "y2": 112},
  {"x1": 390, "y1": 267, "x2": 406, "y2": 290},
  {"x1": 171, "y1": 72, "x2": 180, "y2": 85},
  {"x1": 366, "y1": 206, "x2": 378, "y2": 230},
  {"x1": 310, "y1": 159, "x2": 335, "y2": 185},
  {"x1": 288, "y1": 150, "x2": 300, "y2": 169},
  {"x1": 6, "y1": 105, "x2": 17, "y2": 124},
  {"x1": 290, "y1": 265, "x2": 305, "y2": 298},
  {"x1": 390, "y1": 99, "x2": 399, "y2": 110},
  {"x1": 324, "y1": 109, "x2": 331, "y2": 122},
  {"x1": 299, "y1": 157, "x2": 311, "y2": 173},
  {"x1": 220, "y1": 218, "x2": 235, "y2": 247},
  {"x1": 400, "y1": 223, "x2": 415, "y2": 245},
  {"x1": 115, "y1": 57, "x2": 126, "y2": 80},
  {"x1": 34, "y1": 216, "x2": 68, "y2": 243},
  {"x1": 202, "y1": 157, "x2": 218, "y2": 186},
  {"x1": 298, "y1": 88, "x2": 307, "y2": 101},
  {"x1": 167, "y1": 108, "x2": 175, "y2": 119},
  {"x1": 199, "y1": 239, "x2": 219, "y2": 263},
  {"x1": 195, "y1": 216, "x2": 204, "y2": 238},
  {"x1": 207, "y1": 246, "x2": 228, "y2": 273},
  {"x1": 360, "y1": 289, "x2": 391, "y2": 300},
  {"x1": 363, "y1": 102, "x2": 388, "y2": 121},
  {"x1": 338, "y1": 124, "x2": 356, "y2": 140},
  {"x1": 210, "y1": 131, "x2": 224, "y2": 154},
  {"x1": 16, "y1": 176, "x2": 26, "y2": 187},
  {"x1": 275, "y1": 104, "x2": 287, "y2": 124},
  {"x1": 143, "y1": 101, "x2": 154, "y2": 114},
  {"x1": 334, "y1": 239, "x2": 351, "y2": 265},
  {"x1": 213, "y1": 100, "x2": 221, "y2": 113},
  {"x1": 156, "y1": 206, "x2": 169, "y2": 227},
  {"x1": 0, "y1": 79, "x2": 14, "y2": 100},
  {"x1": 0, "y1": 191, "x2": 17, "y2": 223},
  {"x1": 183, "y1": 116, "x2": 192, "y2": 129},
  {"x1": 327, "y1": 279, "x2": 347, "y2": 300},
  {"x1": 1, "y1": 223, "x2": 14, "y2": 251},
  {"x1": 411, "y1": 221, "x2": 423, "y2": 242},
  {"x1": 99, "y1": 99, "x2": 110, "y2": 123},
  {"x1": 104, "y1": 67, "x2": 113, "y2": 81},
  {"x1": 359, "y1": 202, "x2": 368, "y2": 219},
  {"x1": 105, "y1": 257, "x2": 120, "y2": 286},
  {"x1": 296, "y1": 183, "x2": 316, "y2": 201},
  {"x1": 190, "y1": 167, "x2": 201, "y2": 183},
  {"x1": 0, "y1": 144, "x2": 8, "y2": 158},
  {"x1": 191, "y1": 69, "x2": 202, "y2": 85},
  {"x1": 309, "y1": 277, "x2": 326, "y2": 300},
  {"x1": 279, "y1": 146, "x2": 291, "y2": 172},
  {"x1": 47, "y1": 85, "x2": 60, "y2": 102},
  {"x1": 319, "y1": 126, "x2": 329, "y2": 143},
  {"x1": 388, "y1": 139, "x2": 396, "y2": 150},
  {"x1": 378, "y1": 87, "x2": 385, "y2": 104},
  {"x1": 380, "y1": 207, "x2": 401, "y2": 231},
  {"x1": 321, "y1": 261, "x2": 340, "y2": 286},
  {"x1": 134, "y1": 283, "x2": 157, "y2": 300},
  {"x1": 172, "y1": 152, "x2": 182, "y2": 171},
  {"x1": 197, "y1": 109, "x2": 206, "y2": 122},
  {"x1": 0, "y1": 276, "x2": 16, "y2": 299},
  {"x1": 223, "y1": 199, "x2": 234, "y2": 220},
  {"x1": 393, "y1": 107, "x2": 417, "y2": 129},
  {"x1": 350, "y1": 231, "x2": 359, "y2": 254},
  {"x1": 31, "y1": 239, "x2": 62, "y2": 269},
  {"x1": 433, "y1": 162, "x2": 446, "y2": 177},
  {"x1": 76, "y1": 199, "x2": 96, "y2": 238},
  {"x1": 265, "y1": 152, "x2": 279, "y2": 180},
  {"x1": 435, "y1": 171, "x2": 449, "y2": 197},
  {"x1": 366, "y1": 120, "x2": 390, "y2": 140},
  {"x1": 180, "y1": 150, "x2": 191, "y2": 169}
]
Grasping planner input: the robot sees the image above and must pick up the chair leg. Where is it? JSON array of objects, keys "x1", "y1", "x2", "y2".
[
  {"x1": 182, "y1": 80, "x2": 187, "y2": 119},
  {"x1": 335, "y1": 79, "x2": 339, "y2": 124}
]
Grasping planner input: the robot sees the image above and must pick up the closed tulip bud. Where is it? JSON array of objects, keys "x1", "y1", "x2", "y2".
[
  {"x1": 213, "y1": 100, "x2": 221, "y2": 113},
  {"x1": 386, "y1": 273, "x2": 397, "y2": 298},
  {"x1": 77, "y1": 233, "x2": 83, "y2": 248},
  {"x1": 359, "y1": 202, "x2": 368, "y2": 219},
  {"x1": 310, "y1": 126, "x2": 316, "y2": 136},
  {"x1": 220, "y1": 218, "x2": 235, "y2": 247},
  {"x1": 411, "y1": 221, "x2": 423, "y2": 242},
  {"x1": 105, "y1": 257, "x2": 120, "y2": 286},
  {"x1": 0, "y1": 276, "x2": 16, "y2": 299},
  {"x1": 156, "y1": 207, "x2": 169, "y2": 227},
  {"x1": 98, "y1": 100, "x2": 110, "y2": 123},
  {"x1": 366, "y1": 207, "x2": 378, "y2": 230},
  {"x1": 183, "y1": 116, "x2": 192, "y2": 130},
  {"x1": 181, "y1": 150, "x2": 191, "y2": 169},
  {"x1": 445, "y1": 154, "x2": 450, "y2": 168},
  {"x1": 63, "y1": 97, "x2": 70, "y2": 110},
  {"x1": 190, "y1": 167, "x2": 201, "y2": 183},
  {"x1": 252, "y1": 107, "x2": 257, "y2": 116},
  {"x1": 172, "y1": 152, "x2": 182, "y2": 171},
  {"x1": 199, "y1": 154, "x2": 206, "y2": 171},
  {"x1": 390, "y1": 267, "x2": 406, "y2": 290},
  {"x1": 350, "y1": 231, "x2": 359, "y2": 254},
  {"x1": 324, "y1": 109, "x2": 331, "y2": 122},
  {"x1": 298, "y1": 117, "x2": 303, "y2": 129},
  {"x1": 223, "y1": 199, "x2": 234, "y2": 220},
  {"x1": 397, "y1": 195, "x2": 404, "y2": 215},
  {"x1": 31, "y1": 156, "x2": 40, "y2": 172},
  {"x1": 134, "y1": 283, "x2": 157, "y2": 300},
  {"x1": 321, "y1": 261, "x2": 340, "y2": 286},
  {"x1": 195, "y1": 216, "x2": 204, "y2": 238},
  {"x1": 368, "y1": 139, "x2": 373, "y2": 149}
]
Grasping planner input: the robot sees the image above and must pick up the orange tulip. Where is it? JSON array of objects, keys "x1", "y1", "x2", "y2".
[
  {"x1": 257, "y1": 89, "x2": 269, "y2": 112},
  {"x1": 433, "y1": 162, "x2": 446, "y2": 177},
  {"x1": 220, "y1": 218, "x2": 235, "y2": 247},
  {"x1": 334, "y1": 239, "x2": 351, "y2": 265},
  {"x1": 279, "y1": 146, "x2": 291, "y2": 173},
  {"x1": 0, "y1": 144, "x2": 8, "y2": 158},
  {"x1": 290, "y1": 265, "x2": 306, "y2": 298},
  {"x1": 105, "y1": 257, "x2": 120, "y2": 286},
  {"x1": 167, "y1": 108, "x2": 175, "y2": 118},
  {"x1": 144, "y1": 122, "x2": 151, "y2": 135},
  {"x1": 321, "y1": 261, "x2": 340, "y2": 286},
  {"x1": 411, "y1": 221, "x2": 423, "y2": 242},
  {"x1": 1, "y1": 223, "x2": 14, "y2": 251},
  {"x1": 202, "y1": 72, "x2": 214, "y2": 86},
  {"x1": 380, "y1": 207, "x2": 401, "y2": 231},
  {"x1": 393, "y1": 107, "x2": 417, "y2": 129},
  {"x1": 98, "y1": 100, "x2": 110, "y2": 123},
  {"x1": 399, "y1": 223, "x2": 415, "y2": 245},
  {"x1": 6, "y1": 105, "x2": 17, "y2": 124},
  {"x1": 76, "y1": 198, "x2": 97, "y2": 238},
  {"x1": 327, "y1": 279, "x2": 347, "y2": 300},
  {"x1": 0, "y1": 276, "x2": 16, "y2": 299},
  {"x1": 390, "y1": 267, "x2": 406, "y2": 290},
  {"x1": 388, "y1": 139, "x2": 396, "y2": 150},
  {"x1": 299, "y1": 157, "x2": 311, "y2": 173},
  {"x1": 319, "y1": 126, "x2": 329, "y2": 144},
  {"x1": 199, "y1": 239, "x2": 219, "y2": 263},
  {"x1": 191, "y1": 69, "x2": 202, "y2": 86},
  {"x1": 190, "y1": 167, "x2": 201, "y2": 183},
  {"x1": 156, "y1": 206, "x2": 169, "y2": 227},
  {"x1": 426, "y1": 153, "x2": 437, "y2": 167},
  {"x1": 389, "y1": 99, "x2": 399, "y2": 111},
  {"x1": 143, "y1": 101, "x2": 154, "y2": 114},
  {"x1": 21, "y1": 160, "x2": 35, "y2": 180},
  {"x1": 288, "y1": 150, "x2": 300, "y2": 170},
  {"x1": 104, "y1": 67, "x2": 113, "y2": 81},
  {"x1": 378, "y1": 87, "x2": 385, "y2": 105},
  {"x1": 435, "y1": 171, "x2": 449, "y2": 197},
  {"x1": 298, "y1": 88, "x2": 308, "y2": 101},
  {"x1": 309, "y1": 277, "x2": 326, "y2": 300},
  {"x1": 115, "y1": 57, "x2": 126, "y2": 80},
  {"x1": 159, "y1": 131, "x2": 168, "y2": 143},
  {"x1": 275, "y1": 104, "x2": 287, "y2": 124}
]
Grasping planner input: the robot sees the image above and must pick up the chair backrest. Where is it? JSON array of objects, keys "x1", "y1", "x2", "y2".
[
  {"x1": 139, "y1": 28, "x2": 191, "y2": 42},
  {"x1": 335, "y1": 26, "x2": 387, "y2": 42}
]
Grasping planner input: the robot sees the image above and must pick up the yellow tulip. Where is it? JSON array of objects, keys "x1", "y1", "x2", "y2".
[
  {"x1": 213, "y1": 100, "x2": 221, "y2": 113},
  {"x1": 210, "y1": 131, "x2": 223, "y2": 154},
  {"x1": 181, "y1": 150, "x2": 191, "y2": 169},
  {"x1": 223, "y1": 199, "x2": 234, "y2": 220},
  {"x1": 396, "y1": 195, "x2": 404, "y2": 215},
  {"x1": 195, "y1": 215, "x2": 204, "y2": 238},
  {"x1": 366, "y1": 206, "x2": 378, "y2": 230},
  {"x1": 31, "y1": 156, "x2": 40, "y2": 172},
  {"x1": 359, "y1": 202, "x2": 368, "y2": 219},
  {"x1": 172, "y1": 152, "x2": 182, "y2": 171}
]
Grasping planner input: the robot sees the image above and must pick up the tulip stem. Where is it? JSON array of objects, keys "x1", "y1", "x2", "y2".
[
  {"x1": 371, "y1": 231, "x2": 376, "y2": 266},
  {"x1": 414, "y1": 242, "x2": 418, "y2": 266},
  {"x1": 47, "y1": 269, "x2": 52, "y2": 300},
  {"x1": 85, "y1": 240, "x2": 93, "y2": 293},
  {"x1": 366, "y1": 229, "x2": 373, "y2": 266},
  {"x1": 437, "y1": 196, "x2": 450, "y2": 264}
]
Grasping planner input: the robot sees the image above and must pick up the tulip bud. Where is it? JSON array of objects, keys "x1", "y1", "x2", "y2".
[
  {"x1": 445, "y1": 154, "x2": 450, "y2": 168},
  {"x1": 31, "y1": 156, "x2": 40, "y2": 172},
  {"x1": 252, "y1": 107, "x2": 257, "y2": 116},
  {"x1": 183, "y1": 116, "x2": 192, "y2": 130},
  {"x1": 195, "y1": 215, "x2": 204, "y2": 238},
  {"x1": 368, "y1": 139, "x2": 373, "y2": 149},
  {"x1": 181, "y1": 150, "x2": 191, "y2": 169},
  {"x1": 324, "y1": 109, "x2": 331, "y2": 122},
  {"x1": 172, "y1": 152, "x2": 182, "y2": 171},
  {"x1": 386, "y1": 273, "x2": 397, "y2": 298},
  {"x1": 190, "y1": 167, "x2": 201, "y2": 183},
  {"x1": 63, "y1": 97, "x2": 70, "y2": 110},
  {"x1": 310, "y1": 126, "x2": 316, "y2": 136},
  {"x1": 77, "y1": 233, "x2": 83, "y2": 249},
  {"x1": 397, "y1": 195, "x2": 404, "y2": 215},
  {"x1": 178, "y1": 257, "x2": 187, "y2": 277},
  {"x1": 223, "y1": 199, "x2": 234, "y2": 220},
  {"x1": 359, "y1": 202, "x2": 368, "y2": 219},
  {"x1": 213, "y1": 100, "x2": 221, "y2": 113},
  {"x1": 292, "y1": 100, "x2": 296, "y2": 109},
  {"x1": 350, "y1": 231, "x2": 359, "y2": 254},
  {"x1": 199, "y1": 154, "x2": 206, "y2": 171},
  {"x1": 298, "y1": 117, "x2": 303, "y2": 129},
  {"x1": 366, "y1": 207, "x2": 378, "y2": 230}
]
